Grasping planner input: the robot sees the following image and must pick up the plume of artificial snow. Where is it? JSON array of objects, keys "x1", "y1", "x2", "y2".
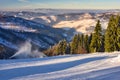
[{"x1": 10, "y1": 41, "x2": 46, "y2": 59}]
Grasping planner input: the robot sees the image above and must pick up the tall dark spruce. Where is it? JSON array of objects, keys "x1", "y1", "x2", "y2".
[
  {"x1": 105, "y1": 15, "x2": 120, "y2": 52},
  {"x1": 90, "y1": 20, "x2": 103, "y2": 53}
]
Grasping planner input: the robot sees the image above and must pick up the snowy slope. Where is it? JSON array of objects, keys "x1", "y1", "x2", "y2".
[
  {"x1": 0, "y1": 15, "x2": 74, "y2": 59},
  {"x1": 0, "y1": 22, "x2": 37, "y2": 33},
  {"x1": 0, "y1": 15, "x2": 70, "y2": 50},
  {"x1": 0, "y1": 52, "x2": 120, "y2": 80}
]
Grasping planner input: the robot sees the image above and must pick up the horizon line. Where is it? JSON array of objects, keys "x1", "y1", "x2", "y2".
[{"x1": 1, "y1": 8, "x2": 120, "y2": 11}]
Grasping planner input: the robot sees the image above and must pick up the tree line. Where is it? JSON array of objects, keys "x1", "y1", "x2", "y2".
[{"x1": 44, "y1": 15, "x2": 120, "y2": 56}]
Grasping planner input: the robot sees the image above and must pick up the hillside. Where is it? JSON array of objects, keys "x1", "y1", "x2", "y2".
[
  {"x1": 1, "y1": 10, "x2": 120, "y2": 34},
  {"x1": 0, "y1": 52, "x2": 120, "y2": 80},
  {"x1": 0, "y1": 15, "x2": 74, "y2": 59}
]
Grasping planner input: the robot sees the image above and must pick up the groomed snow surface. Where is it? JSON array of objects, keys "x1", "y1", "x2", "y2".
[{"x1": 1, "y1": 52, "x2": 120, "y2": 80}]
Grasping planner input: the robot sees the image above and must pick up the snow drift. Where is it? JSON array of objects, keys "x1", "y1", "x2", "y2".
[{"x1": 10, "y1": 41, "x2": 46, "y2": 59}]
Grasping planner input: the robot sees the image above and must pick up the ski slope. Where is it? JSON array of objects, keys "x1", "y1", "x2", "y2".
[{"x1": 0, "y1": 52, "x2": 120, "y2": 80}]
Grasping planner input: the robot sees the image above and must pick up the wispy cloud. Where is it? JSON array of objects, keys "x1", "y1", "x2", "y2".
[{"x1": 18, "y1": 0, "x2": 29, "y2": 2}]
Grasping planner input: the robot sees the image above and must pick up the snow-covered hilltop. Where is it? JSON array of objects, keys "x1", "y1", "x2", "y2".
[{"x1": 0, "y1": 52, "x2": 120, "y2": 80}]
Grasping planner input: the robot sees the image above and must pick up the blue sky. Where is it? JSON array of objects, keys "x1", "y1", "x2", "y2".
[{"x1": 0, "y1": 0, "x2": 120, "y2": 10}]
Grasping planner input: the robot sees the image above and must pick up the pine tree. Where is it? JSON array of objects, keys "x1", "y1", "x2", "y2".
[
  {"x1": 62, "y1": 39, "x2": 67, "y2": 54},
  {"x1": 116, "y1": 16, "x2": 120, "y2": 51},
  {"x1": 105, "y1": 16, "x2": 114, "y2": 52},
  {"x1": 105, "y1": 15, "x2": 120, "y2": 52},
  {"x1": 80, "y1": 34, "x2": 84, "y2": 48},
  {"x1": 88, "y1": 34, "x2": 92, "y2": 52},
  {"x1": 84, "y1": 35, "x2": 89, "y2": 53},
  {"x1": 70, "y1": 34, "x2": 87, "y2": 54},
  {"x1": 70, "y1": 34, "x2": 79, "y2": 54},
  {"x1": 90, "y1": 20, "x2": 103, "y2": 53},
  {"x1": 57, "y1": 39, "x2": 67, "y2": 55},
  {"x1": 117, "y1": 19, "x2": 120, "y2": 50},
  {"x1": 66, "y1": 43, "x2": 71, "y2": 54}
]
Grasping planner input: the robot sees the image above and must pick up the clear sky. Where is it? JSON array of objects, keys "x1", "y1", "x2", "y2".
[{"x1": 0, "y1": 0, "x2": 120, "y2": 10}]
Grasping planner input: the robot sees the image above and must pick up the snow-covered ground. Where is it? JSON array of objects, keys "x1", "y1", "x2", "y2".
[{"x1": 0, "y1": 52, "x2": 120, "y2": 80}]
